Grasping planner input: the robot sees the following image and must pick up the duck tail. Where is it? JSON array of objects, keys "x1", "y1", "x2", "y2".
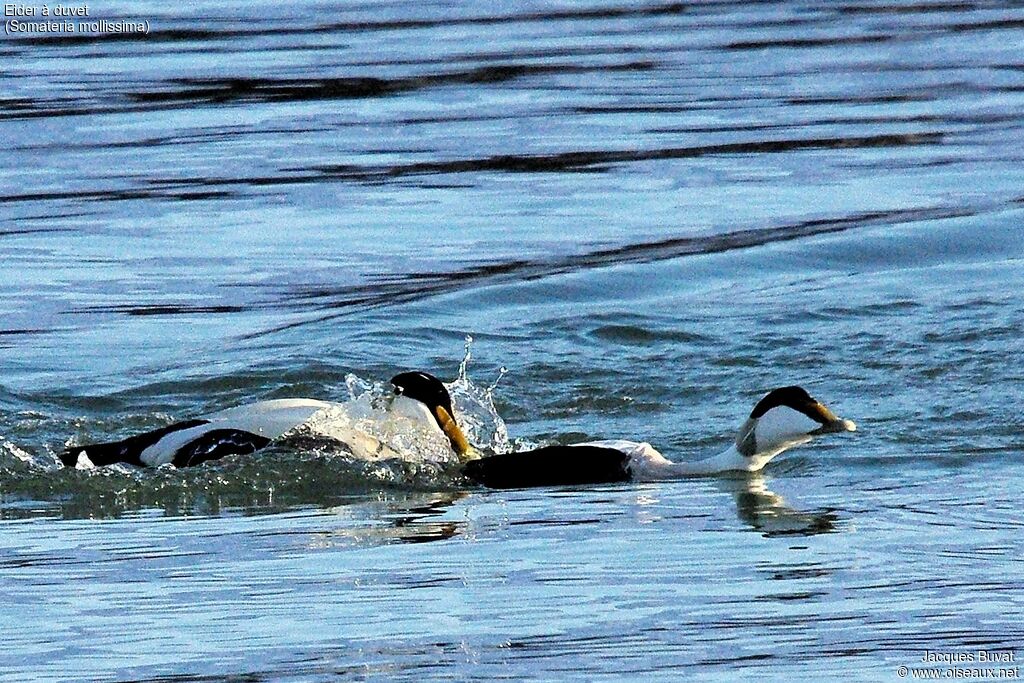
[
  {"x1": 60, "y1": 441, "x2": 129, "y2": 468},
  {"x1": 59, "y1": 446, "x2": 85, "y2": 468}
]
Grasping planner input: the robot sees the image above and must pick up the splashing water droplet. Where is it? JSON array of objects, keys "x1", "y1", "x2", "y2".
[
  {"x1": 487, "y1": 367, "x2": 509, "y2": 396},
  {"x1": 457, "y1": 335, "x2": 474, "y2": 382}
]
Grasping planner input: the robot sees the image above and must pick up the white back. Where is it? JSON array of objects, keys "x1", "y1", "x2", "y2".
[
  {"x1": 203, "y1": 399, "x2": 334, "y2": 437},
  {"x1": 137, "y1": 399, "x2": 336, "y2": 466}
]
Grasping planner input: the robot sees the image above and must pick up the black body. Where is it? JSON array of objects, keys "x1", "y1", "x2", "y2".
[{"x1": 462, "y1": 445, "x2": 632, "y2": 489}]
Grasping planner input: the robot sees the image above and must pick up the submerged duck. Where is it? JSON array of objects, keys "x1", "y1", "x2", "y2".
[
  {"x1": 61, "y1": 373, "x2": 476, "y2": 469},
  {"x1": 432, "y1": 376, "x2": 854, "y2": 488}
]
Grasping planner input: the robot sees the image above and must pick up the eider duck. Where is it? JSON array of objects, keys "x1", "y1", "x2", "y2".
[
  {"x1": 61, "y1": 372, "x2": 476, "y2": 469},
  {"x1": 61, "y1": 372, "x2": 855, "y2": 487},
  {"x1": 450, "y1": 381, "x2": 857, "y2": 488}
]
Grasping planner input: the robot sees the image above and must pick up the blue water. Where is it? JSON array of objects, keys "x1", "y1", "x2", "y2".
[{"x1": 2, "y1": 1, "x2": 1024, "y2": 681}]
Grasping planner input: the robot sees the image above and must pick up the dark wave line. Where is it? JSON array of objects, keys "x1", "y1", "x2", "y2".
[
  {"x1": 727, "y1": 33, "x2": 897, "y2": 50},
  {"x1": 835, "y1": 2, "x2": 978, "y2": 15},
  {"x1": 0, "y1": 100, "x2": 114, "y2": 121},
  {"x1": 0, "y1": 61, "x2": 654, "y2": 120},
  {"x1": 71, "y1": 304, "x2": 248, "y2": 316},
  {"x1": 238, "y1": 201, "x2": 988, "y2": 338},
  {"x1": 9, "y1": 125, "x2": 325, "y2": 154},
  {"x1": 0, "y1": 328, "x2": 50, "y2": 336},
  {"x1": 0, "y1": 131, "x2": 945, "y2": 205},
  {"x1": 128, "y1": 61, "x2": 655, "y2": 106},
  {"x1": 66, "y1": 202, "x2": 979, "y2": 324},
  {"x1": 306, "y1": 132, "x2": 942, "y2": 179},
  {"x1": 0, "y1": 227, "x2": 68, "y2": 237},
  {"x1": 0, "y1": 187, "x2": 238, "y2": 205},
  {"x1": 646, "y1": 111, "x2": 1018, "y2": 134},
  {"x1": 726, "y1": 14, "x2": 1024, "y2": 51}
]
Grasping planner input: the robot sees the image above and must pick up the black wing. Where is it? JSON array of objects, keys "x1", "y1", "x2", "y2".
[
  {"x1": 171, "y1": 429, "x2": 271, "y2": 468},
  {"x1": 61, "y1": 419, "x2": 209, "y2": 467},
  {"x1": 462, "y1": 445, "x2": 631, "y2": 489},
  {"x1": 62, "y1": 421, "x2": 271, "y2": 468}
]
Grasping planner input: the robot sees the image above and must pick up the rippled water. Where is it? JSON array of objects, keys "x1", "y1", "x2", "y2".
[{"x1": 3, "y1": 1, "x2": 1024, "y2": 681}]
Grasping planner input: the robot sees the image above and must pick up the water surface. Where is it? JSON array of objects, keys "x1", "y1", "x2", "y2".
[{"x1": 2, "y1": 1, "x2": 1024, "y2": 680}]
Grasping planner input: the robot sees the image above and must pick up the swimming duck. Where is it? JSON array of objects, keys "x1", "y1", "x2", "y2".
[
  {"x1": 60, "y1": 373, "x2": 476, "y2": 469},
  {"x1": 454, "y1": 381, "x2": 856, "y2": 488},
  {"x1": 61, "y1": 372, "x2": 855, "y2": 485}
]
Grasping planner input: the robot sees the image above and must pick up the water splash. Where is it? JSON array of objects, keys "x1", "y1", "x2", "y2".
[
  {"x1": 292, "y1": 377, "x2": 460, "y2": 471},
  {"x1": 448, "y1": 336, "x2": 511, "y2": 454},
  {"x1": 0, "y1": 354, "x2": 512, "y2": 519},
  {"x1": 457, "y1": 335, "x2": 473, "y2": 382},
  {"x1": 488, "y1": 367, "x2": 508, "y2": 395}
]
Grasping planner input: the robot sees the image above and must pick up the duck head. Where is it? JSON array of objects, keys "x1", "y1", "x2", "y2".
[
  {"x1": 736, "y1": 385, "x2": 856, "y2": 463},
  {"x1": 390, "y1": 371, "x2": 480, "y2": 462}
]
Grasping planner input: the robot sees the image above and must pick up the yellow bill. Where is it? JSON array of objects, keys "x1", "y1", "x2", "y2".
[{"x1": 435, "y1": 405, "x2": 481, "y2": 462}]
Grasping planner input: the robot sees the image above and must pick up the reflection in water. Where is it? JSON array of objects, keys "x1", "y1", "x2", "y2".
[
  {"x1": 390, "y1": 494, "x2": 465, "y2": 544},
  {"x1": 313, "y1": 491, "x2": 466, "y2": 547},
  {"x1": 720, "y1": 474, "x2": 838, "y2": 537},
  {"x1": 0, "y1": 449, "x2": 456, "y2": 521}
]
